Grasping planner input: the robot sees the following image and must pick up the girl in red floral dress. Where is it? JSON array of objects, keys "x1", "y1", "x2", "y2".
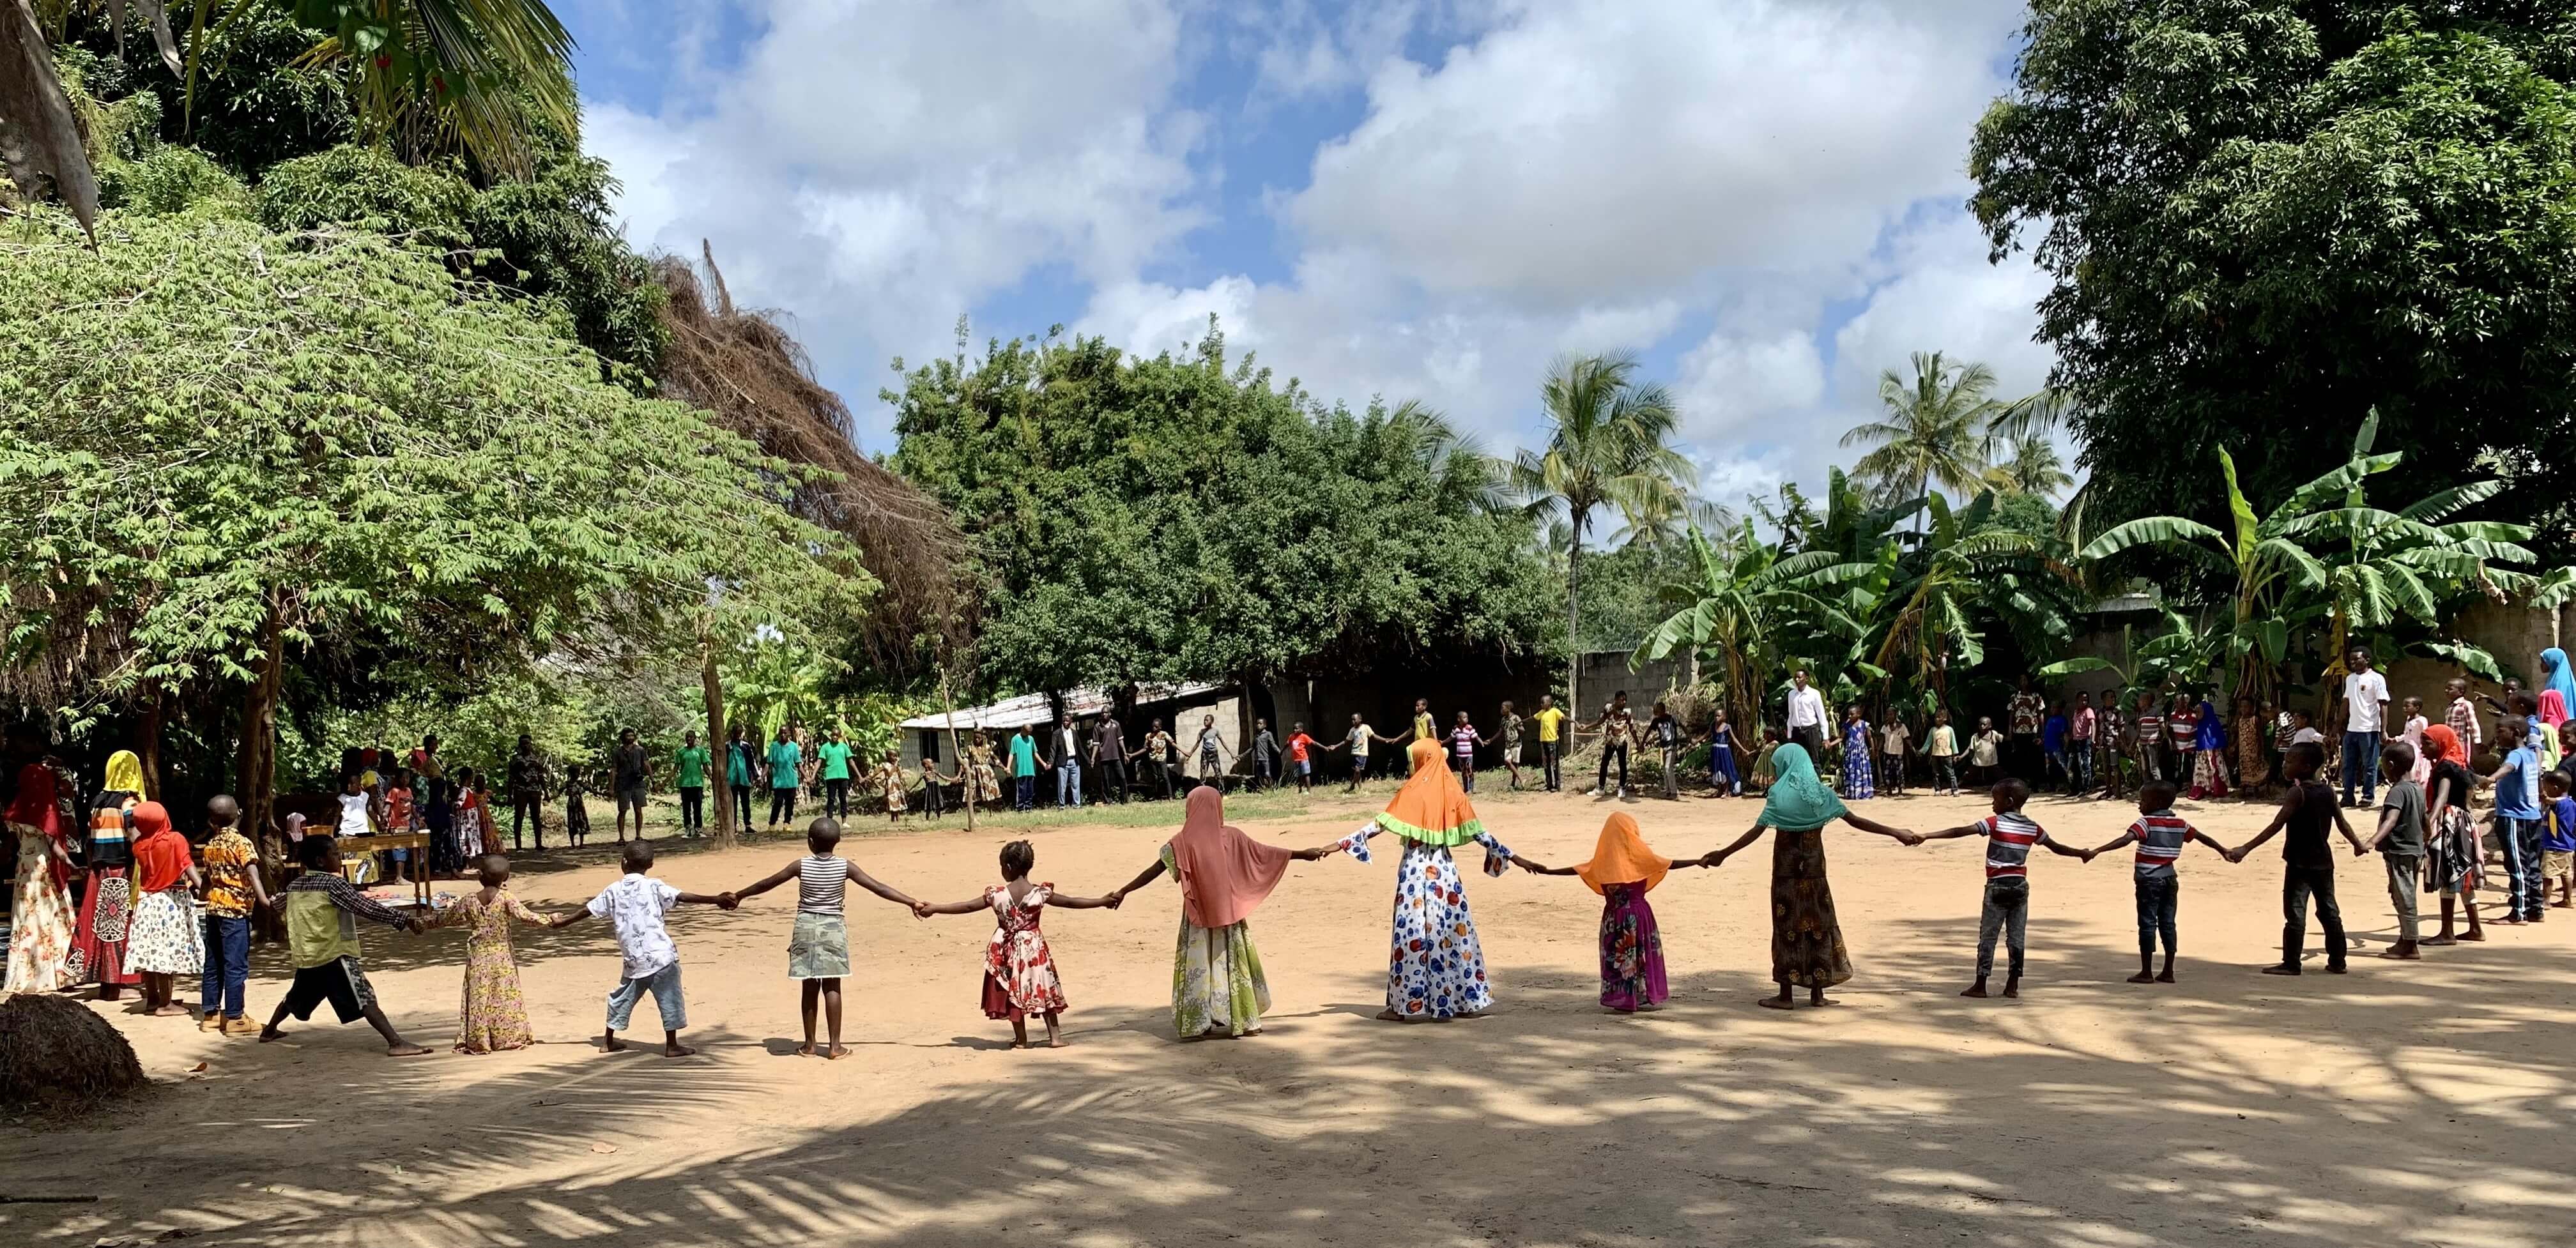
[{"x1": 917, "y1": 840, "x2": 1114, "y2": 1048}]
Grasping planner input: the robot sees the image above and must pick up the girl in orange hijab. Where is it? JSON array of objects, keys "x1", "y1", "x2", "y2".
[
  {"x1": 123, "y1": 800, "x2": 204, "y2": 1016},
  {"x1": 1513, "y1": 812, "x2": 1707, "y2": 1012},
  {"x1": 1330, "y1": 737, "x2": 1523, "y2": 1021},
  {"x1": 1106, "y1": 786, "x2": 1340, "y2": 1039}
]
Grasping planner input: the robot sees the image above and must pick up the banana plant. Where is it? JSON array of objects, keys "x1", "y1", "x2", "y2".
[{"x1": 1632, "y1": 520, "x2": 1850, "y2": 733}]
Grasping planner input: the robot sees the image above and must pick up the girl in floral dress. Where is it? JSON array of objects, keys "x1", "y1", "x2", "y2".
[
  {"x1": 1104, "y1": 788, "x2": 1337, "y2": 1039},
  {"x1": 868, "y1": 749, "x2": 909, "y2": 824},
  {"x1": 965, "y1": 733, "x2": 1003, "y2": 806},
  {"x1": 1839, "y1": 706, "x2": 1875, "y2": 801},
  {"x1": 4, "y1": 733, "x2": 79, "y2": 995},
  {"x1": 121, "y1": 802, "x2": 203, "y2": 1016},
  {"x1": 1333, "y1": 738, "x2": 1520, "y2": 1022},
  {"x1": 1512, "y1": 812, "x2": 1706, "y2": 1012},
  {"x1": 454, "y1": 770, "x2": 487, "y2": 863},
  {"x1": 921, "y1": 841, "x2": 1116, "y2": 1047},
  {"x1": 436, "y1": 854, "x2": 558, "y2": 1053}
]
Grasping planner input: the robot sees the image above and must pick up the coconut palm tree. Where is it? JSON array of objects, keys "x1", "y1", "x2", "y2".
[
  {"x1": 1984, "y1": 434, "x2": 2075, "y2": 499},
  {"x1": 1843, "y1": 351, "x2": 2002, "y2": 511},
  {"x1": 1510, "y1": 353, "x2": 1692, "y2": 719}
]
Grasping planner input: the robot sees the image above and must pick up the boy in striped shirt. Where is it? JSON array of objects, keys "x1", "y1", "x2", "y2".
[
  {"x1": 1922, "y1": 779, "x2": 2094, "y2": 998},
  {"x1": 2087, "y1": 779, "x2": 2230, "y2": 984}
]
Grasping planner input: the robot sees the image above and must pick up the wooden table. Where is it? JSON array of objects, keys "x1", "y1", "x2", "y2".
[{"x1": 337, "y1": 832, "x2": 434, "y2": 909}]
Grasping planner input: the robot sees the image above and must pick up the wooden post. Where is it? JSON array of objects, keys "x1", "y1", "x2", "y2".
[
  {"x1": 234, "y1": 592, "x2": 284, "y2": 859},
  {"x1": 702, "y1": 628, "x2": 735, "y2": 848},
  {"x1": 942, "y1": 665, "x2": 973, "y2": 831},
  {"x1": 136, "y1": 681, "x2": 164, "y2": 801}
]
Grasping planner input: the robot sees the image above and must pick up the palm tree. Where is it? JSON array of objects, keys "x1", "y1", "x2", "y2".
[
  {"x1": 1984, "y1": 434, "x2": 2075, "y2": 498},
  {"x1": 1634, "y1": 522, "x2": 1844, "y2": 733},
  {"x1": 1510, "y1": 353, "x2": 1692, "y2": 719},
  {"x1": 1843, "y1": 351, "x2": 2002, "y2": 512}
]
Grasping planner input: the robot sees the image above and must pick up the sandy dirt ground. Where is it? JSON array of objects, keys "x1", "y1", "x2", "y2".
[{"x1": 6, "y1": 782, "x2": 2574, "y2": 1248}]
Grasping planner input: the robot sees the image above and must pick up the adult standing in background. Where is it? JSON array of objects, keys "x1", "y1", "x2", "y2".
[
  {"x1": 1531, "y1": 694, "x2": 1567, "y2": 792},
  {"x1": 725, "y1": 726, "x2": 758, "y2": 832},
  {"x1": 70, "y1": 750, "x2": 146, "y2": 998},
  {"x1": 673, "y1": 731, "x2": 711, "y2": 838},
  {"x1": 505, "y1": 735, "x2": 548, "y2": 851},
  {"x1": 611, "y1": 728, "x2": 652, "y2": 842},
  {"x1": 765, "y1": 726, "x2": 803, "y2": 832},
  {"x1": 4, "y1": 724, "x2": 77, "y2": 994},
  {"x1": 1784, "y1": 669, "x2": 1830, "y2": 764},
  {"x1": 2536, "y1": 647, "x2": 2574, "y2": 732},
  {"x1": 2334, "y1": 646, "x2": 2390, "y2": 808},
  {"x1": 814, "y1": 726, "x2": 855, "y2": 821},
  {"x1": 1091, "y1": 715, "x2": 1128, "y2": 803},
  {"x1": 411, "y1": 733, "x2": 457, "y2": 877},
  {"x1": 1047, "y1": 712, "x2": 1084, "y2": 808},
  {"x1": 1009, "y1": 724, "x2": 1040, "y2": 811}
]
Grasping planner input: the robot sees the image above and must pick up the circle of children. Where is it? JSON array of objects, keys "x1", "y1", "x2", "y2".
[{"x1": 4, "y1": 644, "x2": 2572, "y2": 1057}]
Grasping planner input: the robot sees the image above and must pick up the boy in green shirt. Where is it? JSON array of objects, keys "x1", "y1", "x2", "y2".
[
  {"x1": 815, "y1": 727, "x2": 855, "y2": 821},
  {"x1": 674, "y1": 731, "x2": 712, "y2": 838}
]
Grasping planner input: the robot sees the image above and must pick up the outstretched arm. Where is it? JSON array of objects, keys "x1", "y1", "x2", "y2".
[
  {"x1": 730, "y1": 861, "x2": 802, "y2": 902},
  {"x1": 1045, "y1": 891, "x2": 1116, "y2": 909},
  {"x1": 1841, "y1": 811, "x2": 1923, "y2": 844},
  {"x1": 1105, "y1": 858, "x2": 1169, "y2": 906},
  {"x1": 2230, "y1": 788, "x2": 2302, "y2": 861},
  {"x1": 847, "y1": 862, "x2": 923, "y2": 910},
  {"x1": 1701, "y1": 823, "x2": 1770, "y2": 867},
  {"x1": 2087, "y1": 830, "x2": 2134, "y2": 856},
  {"x1": 2043, "y1": 837, "x2": 2093, "y2": 862},
  {"x1": 1916, "y1": 821, "x2": 1984, "y2": 842},
  {"x1": 916, "y1": 895, "x2": 992, "y2": 916},
  {"x1": 2331, "y1": 803, "x2": 2368, "y2": 855},
  {"x1": 1512, "y1": 856, "x2": 1574, "y2": 875}
]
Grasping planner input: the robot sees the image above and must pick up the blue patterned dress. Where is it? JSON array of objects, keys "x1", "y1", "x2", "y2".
[
  {"x1": 1338, "y1": 825, "x2": 1515, "y2": 1018},
  {"x1": 1841, "y1": 720, "x2": 1875, "y2": 800}
]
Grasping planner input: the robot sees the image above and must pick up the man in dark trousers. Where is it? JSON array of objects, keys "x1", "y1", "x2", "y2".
[
  {"x1": 1091, "y1": 715, "x2": 1129, "y2": 803},
  {"x1": 505, "y1": 734, "x2": 548, "y2": 850}
]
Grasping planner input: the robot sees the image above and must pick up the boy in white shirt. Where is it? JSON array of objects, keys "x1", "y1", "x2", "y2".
[{"x1": 554, "y1": 841, "x2": 729, "y2": 1056}]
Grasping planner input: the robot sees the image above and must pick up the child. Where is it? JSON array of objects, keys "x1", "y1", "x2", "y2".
[
  {"x1": 723, "y1": 819, "x2": 924, "y2": 1058},
  {"x1": 436, "y1": 853, "x2": 558, "y2": 1053},
  {"x1": 2096, "y1": 696, "x2": 2128, "y2": 800},
  {"x1": 1920, "y1": 779, "x2": 2092, "y2": 998},
  {"x1": 1453, "y1": 710, "x2": 1486, "y2": 795},
  {"x1": 563, "y1": 761, "x2": 592, "y2": 846},
  {"x1": 1840, "y1": 704, "x2": 1874, "y2": 800},
  {"x1": 1926, "y1": 709, "x2": 1959, "y2": 795},
  {"x1": 1878, "y1": 713, "x2": 1911, "y2": 796},
  {"x1": 2420, "y1": 725, "x2": 2485, "y2": 946},
  {"x1": 455, "y1": 769, "x2": 488, "y2": 863},
  {"x1": 1747, "y1": 726, "x2": 1782, "y2": 793},
  {"x1": 2288, "y1": 708, "x2": 2325, "y2": 750},
  {"x1": 2371, "y1": 742, "x2": 2426, "y2": 959},
  {"x1": 2165, "y1": 694, "x2": 2198, "y2": 792},
  {"x1": 1963, "y1": 716, "x2": 2003, "y2": 790},
  {"x1": 2188, "y1": 694, "x2": 2228, "y2": 800},
  {"x1": 2232, "y1": 696, "x2": 2273, "y2": 798},
  {"x1": 2487, "y1": 715, "x2": 2545, "y2": 924},
  {"x1": 2069, "y1": 692, "x2": 2097, "y2": 795},
  {"x1": 919, "y1": 754, "x2": 956, "y2": 821},
  {"x1": 2041, "y1": 702, "x2": 2068, "y2": 793},
  {"x1": 916, "y1": 840, "x2": 1114, "y2": 1048},
  {"x1": 1510, "y1": 812, "x2": 1706, "y2": 1013},
  {"x1": 1494, "y1": 701, "x2": 1526, "y2": 791},
  {"x1": 384, "y1": 769, "x2": 418, "y2": 885},
  {"x1": 2133, "y1": 691, "x2": 2165, "y2": 782},
  {"x1": 1705, "y1": 709, "x2": 1745, "y2": 797},
  {"x1": 1646, "y1": 703, "x2": 1680, "y2": 799},
  {"x1": 2396, "y1": 696, "x2": 2431, "y2": 787},
  {"x1": 195, "y1": 795, "x2": 269, "y2": 1035},
  {"x1": 1286, "y1": 721, "x2": 1319, "y2": 794},
  {"x1": 260, "y1": 835, "x2": 431, "y2": 1055},
  {"x1": 2540, "y1": 770, "x2": 2575, "y2": 909},
  {"x1": 123, "y1": 802, "x2": 204, "y2": 1016},
  {"x1": 2225, "y1": 740, "x2": 2369, "y2": 974},
  {"x1": 2444, "y1": 676, "x2": 2483, "y2": 761},
  {"x1": 867, "y1": 748, "x2": 909, "y2": 824},
  {"x1": 551, "y1": 840, "x2": 727, "y2": 1056},
  {"x1": 2087, "y1": 779, "x2": 2228, "y2": 983}
]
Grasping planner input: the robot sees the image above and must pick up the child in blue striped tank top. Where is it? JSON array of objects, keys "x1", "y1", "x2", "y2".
[{"x1": 723, "y1": 818, "x2": 928, "y2": 1059}]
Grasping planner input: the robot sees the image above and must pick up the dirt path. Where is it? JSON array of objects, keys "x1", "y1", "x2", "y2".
[{"x1": 6, "y1": 785, "x2": 2572, "y2": 1247}]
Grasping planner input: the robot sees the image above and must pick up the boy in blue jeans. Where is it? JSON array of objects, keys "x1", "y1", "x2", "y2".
[
  {"x1": 195, "y1": 795, "x2": 269, "y2": 1035},
  {"x1": 1920, "y1": 779, "x2": 2095, "y2": 998},
  {"x1": 2486, "y1": 715, "x2": 2545, "y2": 924}
]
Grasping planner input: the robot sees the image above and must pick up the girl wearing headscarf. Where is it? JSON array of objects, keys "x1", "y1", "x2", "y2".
[
  {"x1": 2419, "y1": 724, "x2": 2485, "y2": 946},
  {"x1": 1514, "y1": 812, "x2": 1708, "y2": 1012},
  {"x1": 1700, "y1": 745, "x2": 1921, "y2": 1008},
  {"x1": 123, "y1": 800, "x2": 204, "y2": 1014},
  {"x1": 2538, "y1": 648, "x2": 2574, "y2": 729},
  {"x1": 2188, "y1": 696, "x2": 2229, "y2": 800},
  {"x1": 1334, "y1": 738, "x2": 1522, "y2": 1021},
  {"x1": 1105, "y1": 786, "x2": 1338, "y2": 1039},
  {"x1": 70, "y1": 749, "x2": 148, "y2": 996},
  {"x1": 3, "y1": 727, "x2": 79, "y2": 993}
]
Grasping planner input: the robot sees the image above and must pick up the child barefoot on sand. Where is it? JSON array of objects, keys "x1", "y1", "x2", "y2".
[
  {"x1": 2370, "y1": 743, "x2": 2428, "y2": 960},
  {"x1": 1511, "y1": 812, "x2": 1707, "y2": 1013},
  {"x1": 2087, "y1": 779, "x2": 2229, "y2": 983},
  {"x1": 437, "y1": 853, "x2": 560, "y2": 1053},
  {"x1": 2225, "y1": 740, "x2": 2370, "y2": 975},
  {"x1": 2420, "y1": 726, "x2": 2485, "y2": 946},
  {"x1": 916, "y1": 840, "x2": 1116, "y2": 1048},
  {"x1": 123, "y1": 802, "x2": 203, "y2": 1016},
  {"x1": 261, "y1": 835, "x2": 431, "y2": 1055},
  {"x1": 1919, "y1": 779, "x2": 2093, "y2": 998},
  {"x1": 552, "y1": 840, "x2": 727, "y2": 1056},
  {"x1": 724, "y1": 818, "x2": 926, "y2": 1058}
]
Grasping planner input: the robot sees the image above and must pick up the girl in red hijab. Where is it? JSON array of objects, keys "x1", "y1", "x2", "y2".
[
  {"x1": 3, "y1": 726, "x2": 78, "y2": 993},
  {"x1": 123, "y1": 800, "x2": 204, "y2": 1015},
  {"x1": 1106, "y1": 786, "x2": 1339, "y2": 1039}
]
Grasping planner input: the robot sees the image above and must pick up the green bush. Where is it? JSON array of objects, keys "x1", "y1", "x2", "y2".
[{"x1": 254, "y1": 144, "x2": 475, "y2": 248}]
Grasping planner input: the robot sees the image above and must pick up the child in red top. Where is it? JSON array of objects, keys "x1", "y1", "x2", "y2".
[
  {"x1": 1286, "y1": 722, "x2": 1320, "y2": 794},
  {"x1": 124, "y1": 802, "x2": 203, "y2": 1016}
]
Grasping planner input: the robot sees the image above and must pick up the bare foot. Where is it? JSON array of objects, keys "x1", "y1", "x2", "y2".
[
  {"x1": 257, "y1": 1026, "x2": 286, "y2": 1043},
  {"x1": 2421, "y1": 936, "x2": 2455, "y2": 946},
  {"x1": 1808, "y1": 993, "x2": 1837, "y2": 1007},
  {"x1": 1045, "y1": 1037, "x2": 1066, "y2": 1049},
  {"x1": 1374, "y1": 1008, "x2": 1405, "y2": 1021},
  {"x1": 1959, "y1": 984, "x2": 1989, "y2": 998},
  {"x1": 2155, "y1": 970, "x2": 2176, "y2": 983},
  {"x1": 663, "y1": 1042, "x2": 696, "y2": 1057},
  {"x1": 825, "y1": 1045, "x2": 851, "y2": 1060},
  {"x1": 795, "y1": 1041, "x2": 816, "y2": 1057},
  {"x1": 603, "y1": 1033, "x2": 627, "y2": 1052},
  {"x1": 2460, "y1": 931, "x2": 2486, "y2": 941},
  {"x1": 150, "y1": 1005, "x2": 191, "y2": 1017},
  {"x1": 1756, "y1": 996, "x2": 1794, "y2": 1010},
  {"x1": 2126, "y1": 971, "x2": 2155, "y2": 984},
  {"x1": 386, "y1": 1042, "x2": 431, "y2": 1057}
]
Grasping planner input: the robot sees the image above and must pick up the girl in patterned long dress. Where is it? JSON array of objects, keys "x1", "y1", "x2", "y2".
[
  {"x1": 123, "y1": 802, "x2": 203, "y2": 1016},
  {"x1": 436, "y1": 855, "x2": 560, "y2": 1053},
  {"x1": 4, "y1": 737, "x2": 79, "y2": 994},
  {"x1": 72, "y1": 749, "x2": 146, "y2": 996},
  {"x1": 1701, "y1": 745, "x2": 1924, "y2": 1008},
  {"x1": 1105, "y1": 788, "x2": 1336, "y2": 1039},
  {"x1": 966, "y1": 734, "x2": 1003, "y2": 805},
  {"x1": 1335, "y1": 738, "x2": 1520, "y2": 1022},
  {"x1": 868, "y1": 749, "x2": 909, "y2": 823},
  {"x1": 1840, "y1": 708, "x2": 1875, "y2": 801},
  {"x1": 1513, "y1": 812, "x2": 1706, "y2": 1012},
  {"x1": 923, "y1": 841, "x2": 1116, "y2": 1047}
]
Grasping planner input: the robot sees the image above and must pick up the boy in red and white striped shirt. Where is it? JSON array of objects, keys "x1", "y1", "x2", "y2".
[
  {"x1": 1921, "y1": 779, "x2": 2096, "y2": 998},
  {"x1": 2087, "y1": 779, "x2": 2232, "y2": 985}
]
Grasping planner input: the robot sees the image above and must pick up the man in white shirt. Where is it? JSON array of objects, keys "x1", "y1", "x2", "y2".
[
  {"x1": 1785, "y1": 669, "x2": 1830, "y2": 763},
  {"x1": 2336, "y1": 646, "x2": 2391, "y2": 807}
]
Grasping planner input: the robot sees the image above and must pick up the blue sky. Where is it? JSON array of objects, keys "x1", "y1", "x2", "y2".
[{"x1": 564, "y1": 1, "x2": 2055, "y2": 509}]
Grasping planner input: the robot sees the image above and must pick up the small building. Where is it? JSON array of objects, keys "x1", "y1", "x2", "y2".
[{"x1": 896, "y1": 680, "x2": 1239, "y2": 771}]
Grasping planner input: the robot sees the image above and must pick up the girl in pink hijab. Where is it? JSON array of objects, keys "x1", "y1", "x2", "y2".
[{"x1": 1107, "y1": 786, "x2": 1338, "y2": 1039}]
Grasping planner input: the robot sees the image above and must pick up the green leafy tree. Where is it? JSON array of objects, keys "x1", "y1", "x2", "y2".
[
  {"x1": 0, "y1": 212, "x2": 864, "y2": 842},
  {"x1": 1972, "y1": 2, "x2": 2576, "y2": 561},
  {"x1": 1509, "y1": 353, "x2": 1692, "y2": 718}
]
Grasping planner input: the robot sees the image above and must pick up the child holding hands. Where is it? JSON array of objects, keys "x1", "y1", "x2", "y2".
[
  {"x1": 724, "y1": 818, "x2": 926, "y2": 1058},
  {"x1": 1918, "y1": 779, "x2": 2093, "y2": 999},
  {"x1": 2225, "y1": 740, "x2": 2370, "y2": 975},
  {"x1": 916, "y1": 839, "x2": 1116, "y2": 1049},
  {"x1": 2085, "y1": 779, "x2": 2230, "y2": 983},
  {"x1": 552, "y1": 840, "x2": 729, "y2": 1056},
  {"x1": 1511, "y1": 812, "x2": 1707, "y2": 1012}
]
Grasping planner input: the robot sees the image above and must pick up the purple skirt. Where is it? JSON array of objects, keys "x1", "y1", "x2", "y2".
[{"x1": 1599, "y1": 883, "x2": 1668, "y2": 1012}]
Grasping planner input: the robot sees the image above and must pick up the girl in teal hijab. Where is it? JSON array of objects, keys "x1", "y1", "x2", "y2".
[{"x1": 1703, "y1": 745, "x2": 1920, "y2": 1008}]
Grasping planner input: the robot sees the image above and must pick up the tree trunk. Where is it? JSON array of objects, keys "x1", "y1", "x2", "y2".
[
  {"x1": 943, "y1": 666, "x2": 974, "y2": 832},
  {"x1": 1567, "y1": 515, "x2": 1586, "y2": 720},
  {"x1": 233, "y1": 593, "x2": 285, "y2": 856},
  {"x1": 135, "y1": 681, "x2": 164, "y2": 801},
  {"x1": 702, "y1": 631, "x2": 735, "y2": 849}
]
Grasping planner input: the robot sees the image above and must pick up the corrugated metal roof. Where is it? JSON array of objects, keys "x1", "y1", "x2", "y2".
[{"x1": 898, "y1": 680, "x2": 1229, "y2": 731}]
